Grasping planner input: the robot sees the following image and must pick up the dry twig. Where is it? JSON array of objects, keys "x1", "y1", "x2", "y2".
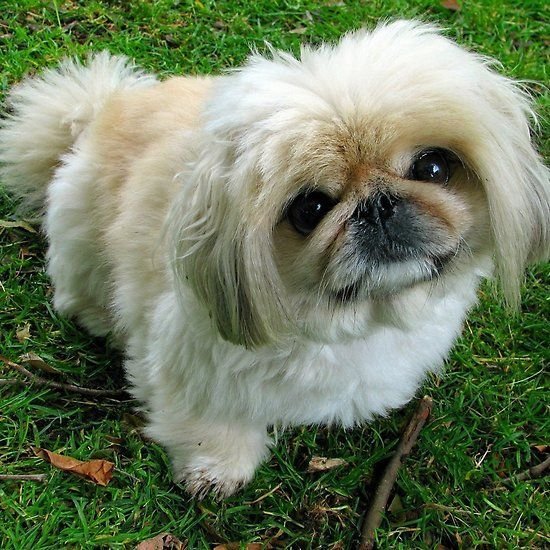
[
  {"x1": 359, "y1": 396, "x2": 433, "y2": 550},
  {"x1": 499, "y1": 455, "x2": 550, "y2": 484},
  {"x1": 0, "y1": 473, "x2": 48, "y2": 482},
  {"x1": 0, "y1": 355, "x2": 128, "y2": 399}
]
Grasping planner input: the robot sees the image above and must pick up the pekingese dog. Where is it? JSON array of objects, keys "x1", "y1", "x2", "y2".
[{"x1": 1, "y1": 21, "x2": 548, "y2": 497}]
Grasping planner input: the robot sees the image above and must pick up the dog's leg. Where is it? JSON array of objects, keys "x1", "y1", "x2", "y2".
[
  {"x1": 145, "y1": 414, "x2": 271, "y2": 498},
  {"x1": 45, "y1": 151, "x2": 113, "y2": 337},
  {"x1": 124, "y1": 295, "x2": 272, "y2": 498}
]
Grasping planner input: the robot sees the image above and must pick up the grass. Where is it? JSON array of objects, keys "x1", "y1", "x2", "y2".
[{"x1": 0, "y1": 0, "x2": 548, "y2": 548}]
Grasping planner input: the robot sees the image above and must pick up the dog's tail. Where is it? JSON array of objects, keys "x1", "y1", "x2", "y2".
[{"x1": 0, "y1": 52, "x2": 156, "y2": 210}]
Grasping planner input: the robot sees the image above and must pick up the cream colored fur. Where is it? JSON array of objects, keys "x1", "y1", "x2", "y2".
[{"x1": 1, "y1": 22, "x2": 548, "y2": 497}]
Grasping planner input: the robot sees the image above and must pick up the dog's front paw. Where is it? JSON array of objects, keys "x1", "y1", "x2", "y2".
[
  {"x1": 174, "y1": 457, "x2": 256, "y2": 499},
  {"x1": 166, "y1": 424, "x2": 271, "y2": 499}
]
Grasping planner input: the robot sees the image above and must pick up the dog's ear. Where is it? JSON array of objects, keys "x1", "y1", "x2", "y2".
[
  {"x1": 166, "y1": 141, "x2": 287, "y2": 349},
  {"x1": 468, "y1": 72, "x2": 550, "y2": 307}
]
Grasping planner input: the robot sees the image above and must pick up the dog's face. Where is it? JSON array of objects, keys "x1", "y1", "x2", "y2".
[
  {"x1": 271, "y1": 119, "x2": 487, "y2": 313},
  {"x1": 170, "y1": 21, "x2": 549, "y2": 348}
]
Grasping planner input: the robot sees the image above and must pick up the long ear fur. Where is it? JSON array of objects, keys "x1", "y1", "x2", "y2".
[
  {"x1": 471, "y1": 69, "x2": 549, "y2": 307},
  {"x1": 166, "y1": 139, "x2": 287, "y2": 348}
]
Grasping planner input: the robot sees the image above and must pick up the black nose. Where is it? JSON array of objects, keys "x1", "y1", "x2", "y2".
[{"x1": 355, "y1": 193, "x2": 400, "y2": 226}]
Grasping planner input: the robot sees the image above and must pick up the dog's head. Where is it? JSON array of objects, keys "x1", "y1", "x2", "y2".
[{"x1": 169, "y1": 21, "x2": 549, "y2": 348}]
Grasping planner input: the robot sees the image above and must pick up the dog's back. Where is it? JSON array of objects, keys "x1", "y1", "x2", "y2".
[
  {"x1": 0, "y1": 54, "x2": 212, "y2": 339},
  {"x1": 0, "y1": 53, "x2": 156, "y2": 209}
]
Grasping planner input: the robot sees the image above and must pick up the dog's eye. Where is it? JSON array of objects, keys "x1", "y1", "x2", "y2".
[
  {"x1": 287, "y1": 191, "x2": 336, "y2": 235},
  {"x1": 409, "y1": 149, "x2": 451, "y2": 184}
]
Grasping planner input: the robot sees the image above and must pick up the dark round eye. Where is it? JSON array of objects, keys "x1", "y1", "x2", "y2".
[
  {"x1": 287, "y1": 191, "x2": 336, "y2": 235},
  {"x1": 410, "y1": 149, "x2": 451, "y2": 184}
]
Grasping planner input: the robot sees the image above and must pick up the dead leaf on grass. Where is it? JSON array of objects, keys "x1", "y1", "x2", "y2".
[
  {"x1": 307, "y1": 456, "x2": 348, "y2": 472},
  {"x1": 441, "y1": 0, "x2": 461, "y2": 11},
  {"x1": 33, "y1": 447, "x2": 114, "y2": 486},
  {"x1": 19, "y1": 352, "x2": 62, "y2": 375},
  {"x1": 16, "y1": 323, "x2": 31, "y2": 342},
  {"x1": 533, "y1": 445, "x2": 549, "y2": 453},
  {"x1": 136, "y1": 533, "x2": 187, "y2": 550}
]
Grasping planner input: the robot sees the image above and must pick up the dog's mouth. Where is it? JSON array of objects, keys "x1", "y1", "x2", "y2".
[{"x1": 330, "y1": 251, "x2": 456, "y2": 303}]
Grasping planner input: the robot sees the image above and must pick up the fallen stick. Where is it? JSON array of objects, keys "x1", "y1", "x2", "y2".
[
  {"x1": 0, "y1": 473, "x2": 48, "y2": 482},
  {"x1": 499, "y1": 455, "x2": 550, "y2": 484},
  {"x1": 0, "y1": 355, "x2": 128, "y2": 399},
  {"x1": 358, "y1": 395, "x2": 433, "y2": 550}
]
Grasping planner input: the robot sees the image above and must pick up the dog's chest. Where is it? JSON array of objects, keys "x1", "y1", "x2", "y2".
[{"x1": 229, "y1": 318, "x2": 459, "y2": 427}]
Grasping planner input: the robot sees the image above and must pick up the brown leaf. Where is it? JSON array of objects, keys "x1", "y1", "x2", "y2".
[
  {"x1": 19, "y1": 352, "x2": 62, "y2": 375},
  {"x1": 441, "y1": 0, "x2": 461, "y2": 11},
  {"x1": 16, "y1": 323, "x2": 31, "y2": 342},
  {"x1": 533, "y1": 445, "x2": 549, "y2": 453},
  {"x1": 33, "y1": 447, "x2": 114, "y2": 486},
  {"x1": 136, "y1": 533, "x2": 187, "y2": 550},
  {"x1": 307, "y1": 456, "x2": 348, "y2": 472}
]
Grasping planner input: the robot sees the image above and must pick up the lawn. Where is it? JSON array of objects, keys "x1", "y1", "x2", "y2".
[{"x1": 0, "y1": 1, "x2": 548, "y2": 548}]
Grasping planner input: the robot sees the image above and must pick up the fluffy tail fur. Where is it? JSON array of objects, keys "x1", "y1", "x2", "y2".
[{"x1": 0, "y1": 52, "x2": 156, "y2": 210}]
